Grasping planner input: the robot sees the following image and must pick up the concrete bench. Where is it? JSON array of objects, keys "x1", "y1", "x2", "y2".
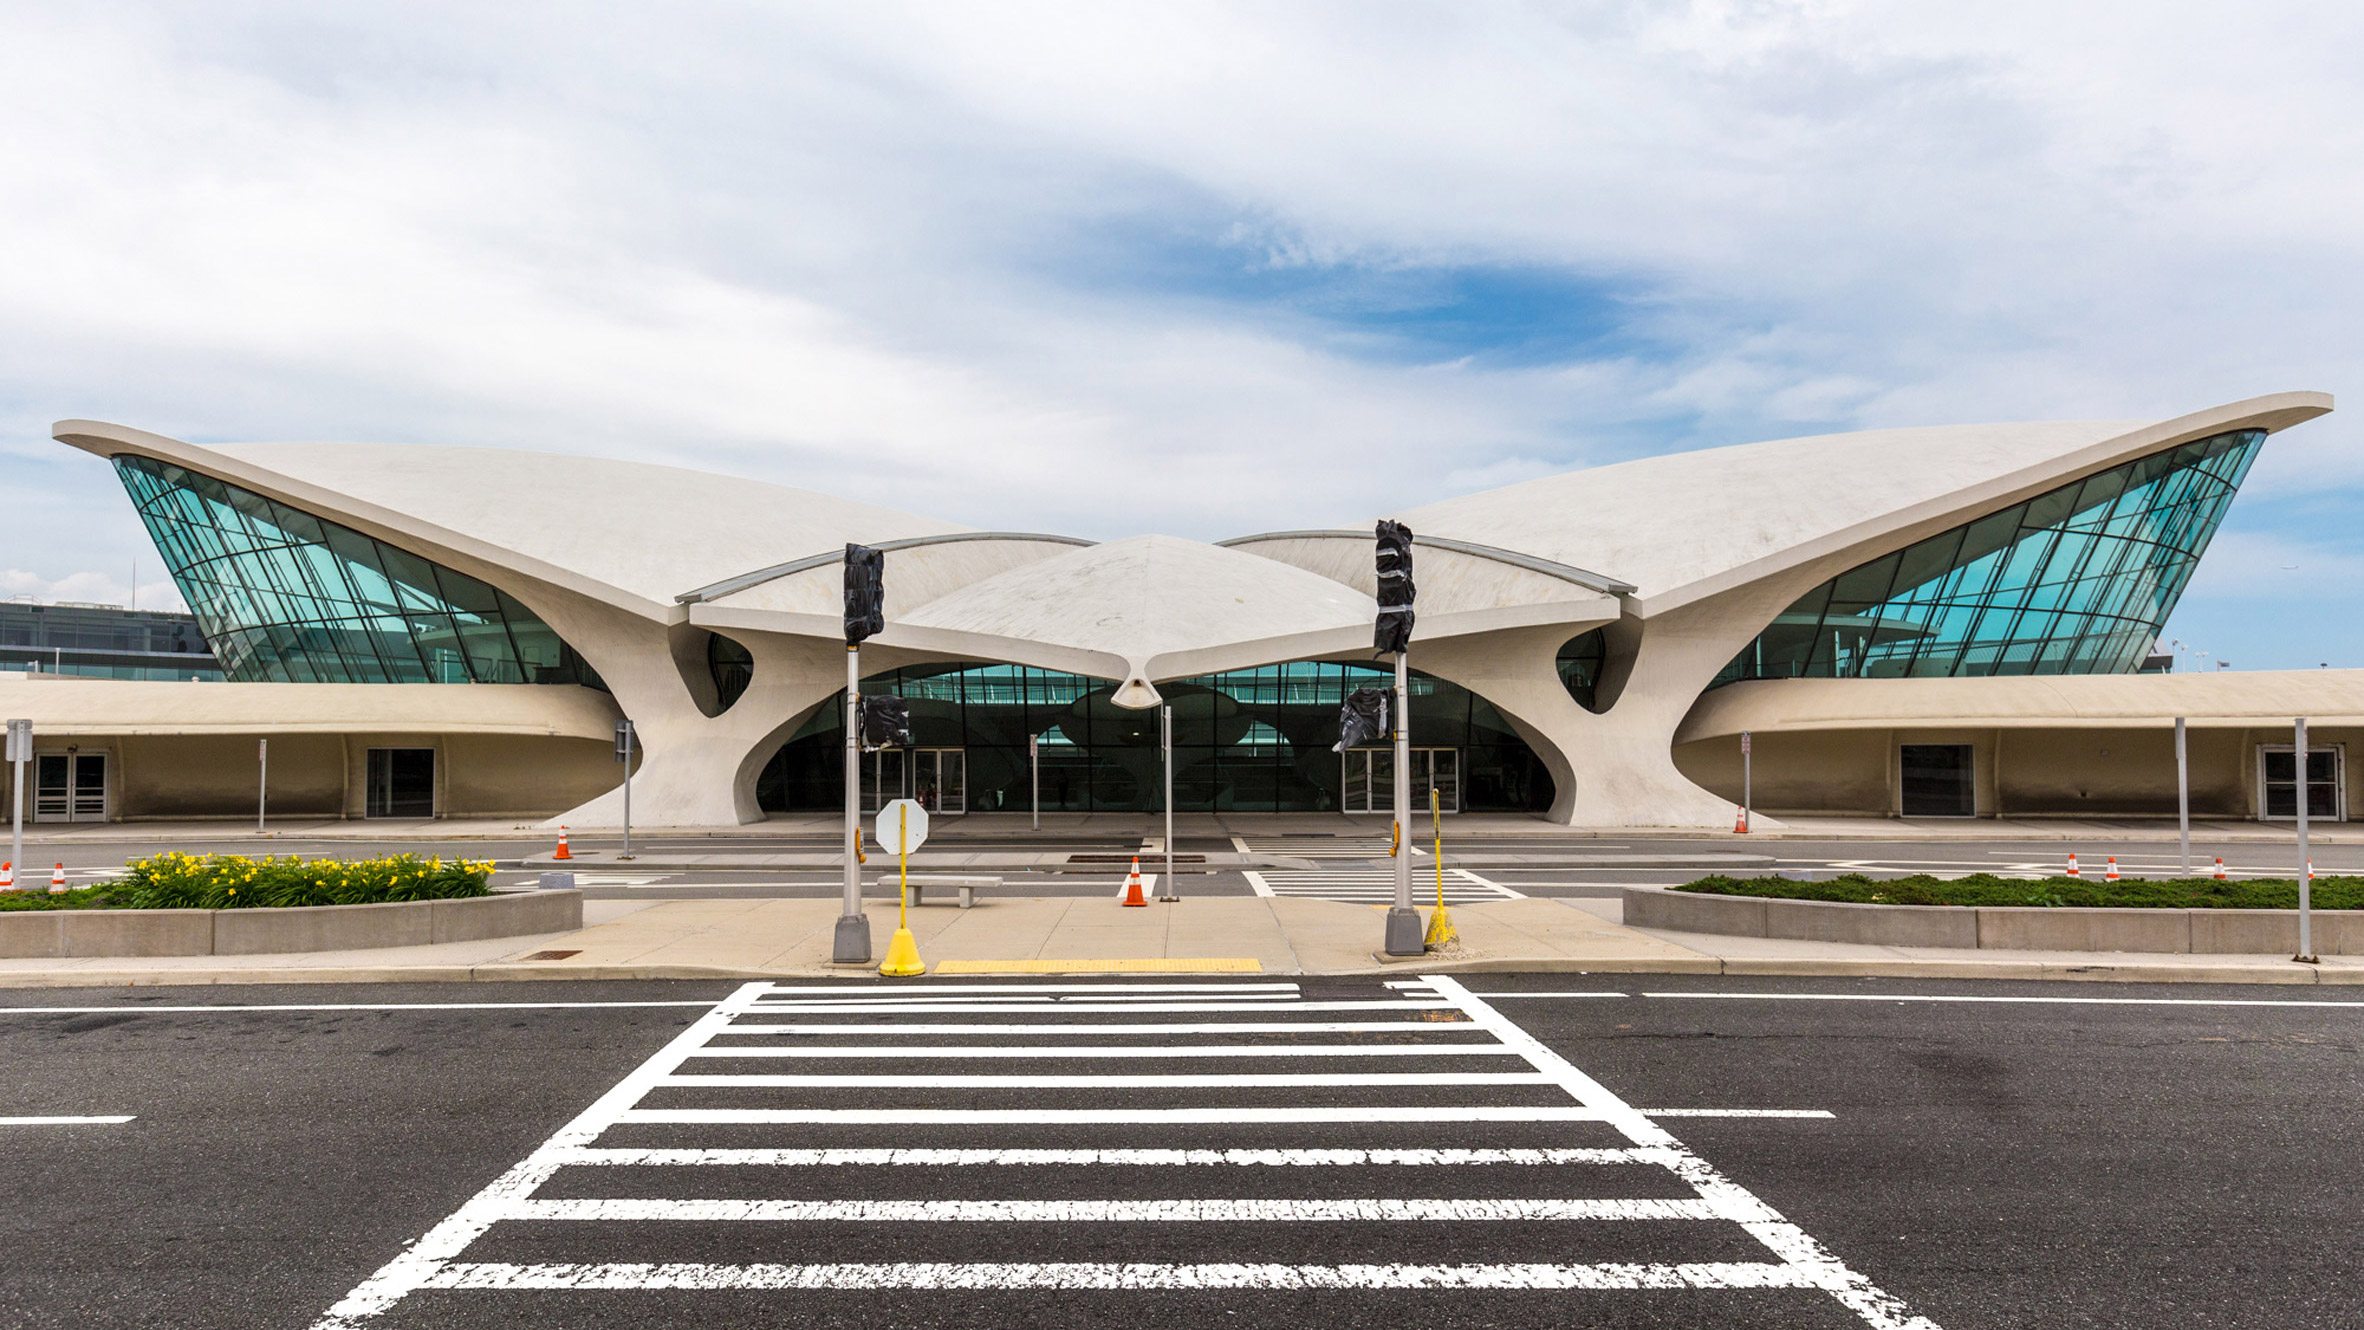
[{"x1": 879, "y1": 873, "x2": 1002, "y2": 909}]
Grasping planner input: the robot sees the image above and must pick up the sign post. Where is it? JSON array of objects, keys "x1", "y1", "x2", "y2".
[
  {"x1": 614, "y1": 719, "x2": 636, "y2": 861},
  {"x1": 1030, "y1": 734, "x2": 1040, "y2": 832},
  {"x1": 257, "y1": 738, "x2": 268, "y2": 835},
  {"x1": 1374, "y1": 520, "x2": 1421, "y2": 956},
  {"x1": 876, "y1": 797, "x2": 929, "y2": 976},
  {"x1": 2296, "y1": 716, "x2": 2316, "y2": 963},
  {"x1": 6, "y1": 719, "x2": 28, "y2": 880}
]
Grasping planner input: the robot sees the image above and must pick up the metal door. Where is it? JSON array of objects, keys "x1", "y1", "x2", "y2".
[{"x1": 34, "y1": 752, "x2": 106, "y2": 822}]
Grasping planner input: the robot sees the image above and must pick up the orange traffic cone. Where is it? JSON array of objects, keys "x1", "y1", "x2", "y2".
[
  {"x1": 49, "y1": 863, "x2": 67, "y2": 894},
  {"x1": 2214, "y1": 857, "x2": 2227, "y2": 881},
  {"x1": 1733, "y1": 806, "x2": 1749, "y2": 834},
  {"x1": 2307, "y1": 860, "x2": 2316, "y2": 882},
  {"x1": 2065, "y1": 853, "x2": 2080, "y2": 878},
  {"x1": 1120, "y1": 856, "x2": 1147, "y2": 907},
  {"x1": 2105, "y1": 856, "x2": 2120, "y2": 882},
  {"x1": 0, "y1": 862, "x2": 14, "y2": 892},
  {"x1": 552, "y1": 826, "x2": 573, "y2": 860}
]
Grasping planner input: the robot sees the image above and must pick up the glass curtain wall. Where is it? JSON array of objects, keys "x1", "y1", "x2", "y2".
[
  {"x1": 1714, "y1": 429, "x2": 2263, "y2": 685},
  {"x1": 758, "y1": 660, "x2": 1554, "y2": 814},
  {"x1": 112, "y1": 455, "x2": 603, "y2": 687}
]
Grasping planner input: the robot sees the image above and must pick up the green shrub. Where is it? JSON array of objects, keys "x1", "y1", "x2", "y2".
[
  {"x1": 1675, "y1": 872, "x2": 2364, "y2": 910},
  {"x1": 0, "y1": 852, "x2": 494, "y2": 911}
]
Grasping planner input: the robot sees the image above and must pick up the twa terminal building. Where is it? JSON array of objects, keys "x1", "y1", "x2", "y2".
[{"x1": 8, "y1": 391, "x2": 2359, "y2": 830}]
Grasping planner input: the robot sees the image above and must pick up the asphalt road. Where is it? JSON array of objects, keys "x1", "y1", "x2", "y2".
[{"x1": 4, "y1": 975, "x2": 2359, "y2": 1329}]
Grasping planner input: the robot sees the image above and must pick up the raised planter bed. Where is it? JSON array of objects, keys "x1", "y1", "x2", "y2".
[
  {"x1": 1622, "y1": 887, "x2": 2360, "y2": 954},
  {"x1": 0, "y1": 890, "x2": 581, "y2": 959}
]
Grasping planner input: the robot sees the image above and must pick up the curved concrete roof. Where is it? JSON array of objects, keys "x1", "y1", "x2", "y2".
[
  {"x1": 1395, "y1": 392, "x2": 2332, "y2": 613},
  {"x1": 53, "y1": 422, "x2": 967, "y2": 614},
  {"x1": 893, "y1": 535, "x2": 1378, "y2": 703}
]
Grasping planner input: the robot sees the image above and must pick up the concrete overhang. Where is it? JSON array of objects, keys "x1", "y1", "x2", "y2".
[
  {"x1": 0, "y1": 677, "x2": 622, "y2": 739},
  {"x1": 1676, "y1": 670, "x2": 2364, "y2": 744}
]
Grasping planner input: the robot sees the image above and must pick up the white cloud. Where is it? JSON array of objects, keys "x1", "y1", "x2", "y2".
[{"x1": 0, "y1": 2, "x2": 2360, "y2": 666}]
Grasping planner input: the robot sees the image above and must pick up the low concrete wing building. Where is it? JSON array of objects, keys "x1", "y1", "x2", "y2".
[{"x1": 6, "y1": 390, "x2": 2342, "y2": 828}]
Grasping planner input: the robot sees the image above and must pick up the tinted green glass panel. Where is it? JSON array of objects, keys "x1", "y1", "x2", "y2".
[
  {"x1": 1712, "y1": 429, "x2": 2262, "y2": 686},
  {"x1": 111, "y1": 455, "x2": 603, "y2": 688},
  {"x1": 756, "y1": 660, "x2": 1554, "y2": 814}
]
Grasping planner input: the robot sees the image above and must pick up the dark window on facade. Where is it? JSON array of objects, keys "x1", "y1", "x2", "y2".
[
  {"x1": 366, "y1": 747, "x2": 436, "y2": 818},
  {"x1": 1557, "y1": 629, "x2": 1608, "y2": 712},
  {"x1": 709, "y1": 635, "x2": 754, "y2": 712}
]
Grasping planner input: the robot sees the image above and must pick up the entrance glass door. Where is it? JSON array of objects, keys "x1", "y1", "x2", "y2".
[
  {"x1": 34, "y1": 752, "x2": 106, "y2": 822},
  {"x1": 2261, "y1": 746, "x2": 2343, "y2": 820},
  {"x1": 366, "y1": 748, "x2": 436, "y2": 818},
  {"x1": 1339, "y1": 749, "x2": 1460, "y2": 814},
  {"x1": 863, "y1": 748, "x2": 965, "y2": 813},
  {"x1": 1900, "y1": 744, "x2": 1975, "y2": 817}
]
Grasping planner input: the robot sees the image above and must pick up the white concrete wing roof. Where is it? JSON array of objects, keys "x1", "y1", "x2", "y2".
[
  {"x1": 1395, "y1": 392, "x2": 2331, "y2": 613},
  {"x1": 54, "y1": 422, "x2": 965, "y2": 615},
  {"x1": 892, "y1": 535, "x2": 1379, "y2": 704}
]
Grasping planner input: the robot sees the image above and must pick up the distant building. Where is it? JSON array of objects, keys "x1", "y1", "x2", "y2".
[
  {"x1": 0, "y1": 600, "x2": 222, "y2": 681},
  {"x1": 3, "y1": 393, "x2": 2355, "y2": 826}
]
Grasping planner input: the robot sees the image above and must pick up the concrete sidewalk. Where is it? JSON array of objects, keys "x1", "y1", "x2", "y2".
[{"x1": 2, "y1": 893, "x2": 2359, "y2": 988}]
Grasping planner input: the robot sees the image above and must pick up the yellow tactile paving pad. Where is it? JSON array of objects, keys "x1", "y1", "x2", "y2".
[{"x1": 932, "y1": 957, "x2": 1263, "y2": 975}]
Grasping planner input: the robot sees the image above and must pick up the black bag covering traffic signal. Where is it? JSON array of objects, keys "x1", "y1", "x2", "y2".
[
  {"x1": 1374, "y1": 520, "x2": 1415, "y2": 654},
  {"x1": 859, "y1": 695, "x2": 912, "y2": 751},
  {"x1": 844, "y1": 543, "x2": 885, "y2": 646},
  {"x1": 1332, "y1": 686, "x2": 1390, "y2": 752}
]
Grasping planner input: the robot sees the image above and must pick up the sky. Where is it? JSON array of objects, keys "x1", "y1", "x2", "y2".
[{"x1": 2, "y1": 1, "x2": 2360, "y2": 669}]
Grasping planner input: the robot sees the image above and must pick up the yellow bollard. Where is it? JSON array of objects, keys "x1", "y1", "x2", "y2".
[
  {"x1": 1423, "y1": 787, "x2": 1456, "y2": 949},
  {"x1": 880, "y1": 805, "x2": 925, "y2": 977}
]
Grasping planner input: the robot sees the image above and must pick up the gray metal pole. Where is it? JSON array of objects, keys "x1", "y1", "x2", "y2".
[
  {"x1": 1030, "y1": 735, "x2": 1040, "y2": 832},
  {"x1": 2297, "y1": 716, "x2": 2315, "y2": 962},
  {"x1": 10, "y1": 741, "x2": 22, "y2": 880},
  {"x1": 621, "y1": 726, "x2": 633, "y2": 861},
  {"x1": 1159, "y1": 704, "x2": 1177, "y2": 902},
  {"x1": 1742, "y1": 731, "x2": 1752, "y2": 832},
  {"x1": 257, "y1": 738, "x2": 267, "y2": 835},
  {"x1": 832, "y1": 646, "x2": 870, "y2": 963},
  {"x1": 2174, "y1": 717, "x2": 2189, "y2": 876},
  {"x1": 1384, "y1": 649, "x2": 1422, "y2": 954}
]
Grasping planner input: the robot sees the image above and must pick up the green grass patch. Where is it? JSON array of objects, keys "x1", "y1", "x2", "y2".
[
  {"x1": 1676, "y1": 873, "x2": 2364, "y2": 910},
  {"x1": 0, "y1": 852, "x2": 495, "y2": 911}
]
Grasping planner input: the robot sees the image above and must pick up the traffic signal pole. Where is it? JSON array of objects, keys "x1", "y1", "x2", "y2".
[
  {"x1": 1384, "y1": 645, "x2": 1421, "y2": 955},
  {"x1": 835, "y1": 642, "x2": 868, "y2": 963}
]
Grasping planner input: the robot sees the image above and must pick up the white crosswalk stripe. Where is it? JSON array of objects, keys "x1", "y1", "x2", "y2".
[
  {"x1": 1246, "y1": 866, "x2": 1524, "y2": 903},
  {"x1": 1233, "y1": 834, "x2": 1400, "y2": 859},
  {"x1": 310, "y1": 977, "x2": 1940, "y2": 1329}
]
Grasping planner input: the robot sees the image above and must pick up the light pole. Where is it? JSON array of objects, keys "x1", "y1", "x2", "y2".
[
  {"x1": 1030, "y1": 733, "x2": 1040, "y2": 832},
  {"x1": 614, "y1": 719, "x2": 636, "y2": 861},
  {"x1": 6, "y1": 719, "x2": 28, "y2": 880},
  {"x1": 2296, "y1": 716, "x2": 2316, "y2": 964},
  {"x1": 2173, "y1": 716, "x2": 2189, "y2": 876}
]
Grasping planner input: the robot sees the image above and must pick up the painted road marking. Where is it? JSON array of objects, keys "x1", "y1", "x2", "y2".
[
  {"x1": 1638, "y1": 1109, "x2": 1837, "y2": 1119},
  {"x1": 312, "y1": 978, "x2": 1938, "y2": 1330},
  {"x1": 1249, "y1": 867, "x2": 1523, "y2": 903},
  {"x1": 552, "y1": 1147, "x2": 1668, "y2": 1167},
  {"x1": 680, "y1": 1043, "x2": 1526, "y2": 1059},
  {"x1": 500, "y1": 1197, "x2": 1727, "y2": 1222},
  {"x1": 0, "y1": 1115, "x2": 135, "y2": 1125},
  {"x1": 421, "y1": 1261, "x2": 1827, "y2": 1291},
  {"x1": 0, "y1": 1002, "x2": 723, "y2": 1015},
  {"x1": 932, "y1": 959, "x2": 1265, "y2": 974},
  {"x1": 1641, "y1": 992, "x2": 2364, "y2": 1008},
  {"x1": 658, "y1": 1071, "x2": 1557, "y2": 1089}
]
